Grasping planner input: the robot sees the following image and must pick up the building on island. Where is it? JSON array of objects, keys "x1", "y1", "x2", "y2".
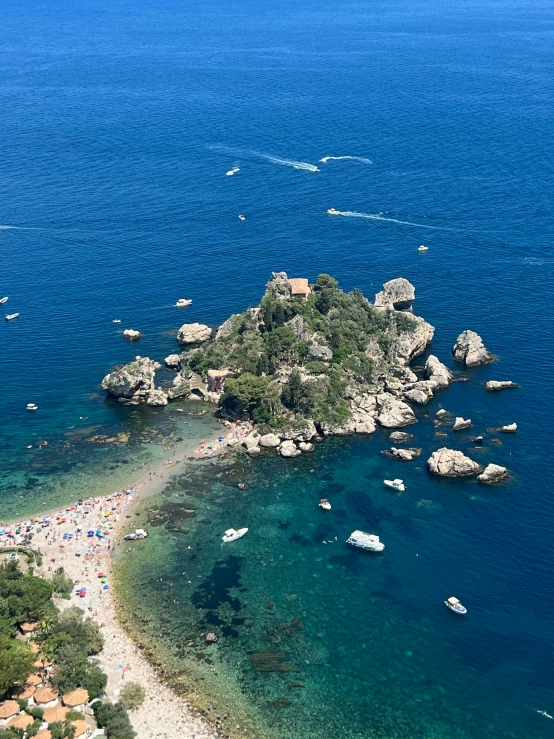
[{"x1": 287, "y1": 278, "x2": 311, "y2": 299}]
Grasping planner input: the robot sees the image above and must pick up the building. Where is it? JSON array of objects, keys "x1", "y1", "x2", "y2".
[{"x1": 287, "y1": 278, "x2": 311, "y2": 299}]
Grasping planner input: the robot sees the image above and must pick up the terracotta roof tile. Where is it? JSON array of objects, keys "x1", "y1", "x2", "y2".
[{"x1": 0, "y1": 701, "x2": 19, "y2": 719}]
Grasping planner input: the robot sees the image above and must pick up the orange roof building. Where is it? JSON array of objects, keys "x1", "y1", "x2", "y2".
[
  {"x1": 36, "y1": 730, "x2": 52, "y2": 739},
  {"x1": 34, "y1": 686, "x2": 59, "y2": 707},
  {"x1": 0, "y1": 701, "x2": 20, "y2": 727},
  {"x1": 19, "y1": 622, "x2": 39, "y2": 634},
  {"x1": 7, "y1": 714, "x2": 34, "y2": 731},
  {"x1": 26, "y1": 674, "x2": 43, "y2": 687},
  {"x1": 72, "y1": 720, "x2": 88, "y2": 738},
  {"x1": 288, "y1": 278, "x2": 311, "y2": 298},
  {"x1": 43, "y1": 706, "x2": 68, "y2": 724},
  {"x1": 62, "y1": 689, "x2": 89, "y2": 709},
  {"x1": 13, "y1": 684, "x2": 36, "y2": 701}
]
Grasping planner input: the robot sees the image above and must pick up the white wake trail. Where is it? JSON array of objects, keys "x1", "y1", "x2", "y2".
[
  {"x1": 327, "y1": 210, "x2": 447, "y2": 230},
  {"x1": 258, "y1": 153, "x2": 320, "y2": 172},
  {"x1": 320, "y1": 155, "x2": 372, "y2": 164}
]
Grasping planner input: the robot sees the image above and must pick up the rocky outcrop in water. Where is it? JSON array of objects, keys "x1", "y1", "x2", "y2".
[
  {"x1": 259, "y1": 433, "x2": 281, "y2": 448},
  {"x1": 101, "y1": 356, "x2": 157, "y2": 402},
  {"x1": 389, "y1": 431, "x2": 413, "y2": 443},
  {"x1": 423, "y1": 355, "x2": 453, "y2": 389},
  {"x1": 375, "y1": 393, "x2": 417, "y2": 428},
  {"x1": 498, "y1": 423, "x2": 517, "y2": 433},
  {"x1": 146, "y1": 388, "x2": 169, "y2": 406},
  {"x1": 167, "y1": 370, "x2": 192, "y2": 400},
  {"x1": 374, "y1": 278, "x2": 415, "y2": 311},
  {"x1": 478, "y1": 464, "x2": 508, "y2": 484},
  {"x1": 453, "y1": 417, "x2": 472, "y2": 431},
  {"x1": 452, "y1": 330, "x2": 494, "y2": 367},
  {"x1": 165, "y1": 354, "x2": 181, "y2": 370},
  {"x1": 177, "y1": 323, "x2": 212, "y2": 344},
  {"x1": 484, "y1": 380, "x2": 518, "y2": 391},
  {"x1": 279, "y1": 440, "x2": 301, "y2": 458},
  {"x1": 427, "y1": 448, "x2": 482, "y2": 477},
  {"x1": 123, "y1": 329, "x2": 142, "y2": 340},
  {"x1": 385, "y1": 447, "x2": 421, "y2": 461}
]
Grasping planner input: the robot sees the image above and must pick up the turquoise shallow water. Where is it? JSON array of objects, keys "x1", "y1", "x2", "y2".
[{"x1": 1, "y1": 0, "x2": 554, "y2": 735}]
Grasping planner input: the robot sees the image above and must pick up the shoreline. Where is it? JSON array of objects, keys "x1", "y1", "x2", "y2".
[{"x1": 0, "y1": 419, "x2": 253, "y2": 739}]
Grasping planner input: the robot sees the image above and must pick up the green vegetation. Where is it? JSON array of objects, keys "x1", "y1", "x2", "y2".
[
  {"x1": 119, "y1": 682, "x2": 146, "y2": 711},
  {"x1": 49, "y1": 571, "x2": 74, "y2": 600},
  {"x1": 180, "y1": 273, "x2": 417, "y2": 428},
  {"x1": 93, "y1": 700, "x2": 136, "y2": 739}
]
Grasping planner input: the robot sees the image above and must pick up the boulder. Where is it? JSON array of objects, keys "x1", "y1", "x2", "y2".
[
  {"x1": 247, "y1": 446, "x2": 261, "y2": 456},
  {"x1": 452, "y1": 330, "x2": 494, "y2": 367},
  {"x1": 354, "y1": 419, "x2": 377, "y2": 434},
  {"x1": 242, "y1": 432, "x2": 261, "y2": 451},
  {"x1": 279, "y1": 440, "x2": 301, "y2": 458},
  {"x1": 435, "y1": 409, "x2": 449, "y2": 419},
  {"x1": 498, "y1": 423, "x2": 517, "y2": 433},
  {"x1": 286, "y1": 315, "x2": 314, "y2": 342},
  {"x1": 319, "y1": 418, "x2": 356, "y2": 436},
  {"x1": 146, "y1": 388, "x2": 169, "y2": 407},
  {"x1": 259, "y1": 433, "x2": 281, "y2": 448},
  {"x1": 403, "y1": 381, "x2": 434, "y2": 405},
  {"x1": 167, "y1": 371, "x2": 191, "y2": 400},
  {"x1": 177, "y1": 323, "x2": 212, "y2": 344},
  {"x1": 306, "y1": 342, "x2": 333, "y2": 362},
  {"x1": 388, "y1": 447, "x2": 421, "y2": 461},
  {"x1": 484, "y1": 381, "x2": 519, "y2": 391},
  {"x1": 265, "y1": 272, "x2": 291, "y2": 299},
  {"x1": 375, "y1": 393, "x2": 417, "y2": 428},
  {"x1": 101, "y1": 356, "x2": 157, "y2": 401},
  {"x1": 478, "y1": 464, "x2": 508, "y2": 484},
  {"x1": 123, "y1": 329, "x2": 142, "y2": 340},
  {"x1": 453, "y1": 417, "x2": 472, "y2": 431},
  {"x1": 423, "y1": 355, "x2": 453, "y2": 389},
  {"x1": 298, "y1": 442, "x2": 314, "y2": 452},
  {"x1": 165, "y1": 354, "x2": 181, "y2": 370},
  {"x1": 389, "y1": 431, "x2": 413, "y2": 443},
  {"x1": 374, "y1": 278, "x2": 415, "y2": 311},
  {"x1": 427, "y1": 448, "x2": 481, "y2": 477},
  {"x1": 389, "y1": 314, "x2": 435, "y2": 365},
  {"x1": 215, "y1": 314, "x2": 241, "y2": 341}
]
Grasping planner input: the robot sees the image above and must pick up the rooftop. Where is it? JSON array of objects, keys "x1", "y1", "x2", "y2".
[
  {"x1": 43, "y1": 706, "x2": 68, "y2": 724},
  {"x1": 62, "y1": 688, "x2": 89, "y2": 707},
  {"x1": 34, "y1": 686, "x2": 59, "y2": 704},
  {"x1": 0, "y1": 701, "x2": 19, "y2": 719},
  {"x1": 288, "y1": 278, "x2": 311, "y2": 296},
  {"x1": 7, "y1": 714, "x2": 34, "y2": 730}
]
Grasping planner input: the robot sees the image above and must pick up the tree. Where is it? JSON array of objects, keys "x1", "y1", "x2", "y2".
[
  {"x1": 49, "y1": 572, "x2": 74, "y2": 600},
  {"x1": 0, "y1": 635, "x2": 34, "y2": 697},
  {"x1": 314, "y1": 289, "x2": 332, "y2": 315},
  {"x1": 313, "y1": 273, "x2": 338, "y2": 292},
  {"x1": 264, "y1": 327, "x2": 295, "y2": 359},
  {"x1": 55, "y1": 607, "x2": 103, "y2": 655},
  {"x1": 120, "y1": 682, "x2": 145, "y2": 711},
  {"x1": 281, "y1": 370, "x2": 303, "y2": 410},
  {"x1": 93, "y1": 701, "x2": 136, "y2": 739},
  {"x1": 220, "y1": 374, "x2": 270, "y2": 418}
]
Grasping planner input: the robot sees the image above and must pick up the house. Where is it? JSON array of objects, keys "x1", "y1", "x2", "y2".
[
  {"x1": 62, "y1": 688, "x2": 89, "y2": 712},
  {"x1": 7, "y1": 714, "x2": 34, "y2": 732},
  {"x1": 0, "y1": 701, "x2": 20, "y2": 728},
  {"x1": 43, "y1": 705, "x2": 68, "y2": 724},
  {"x1": 34, "y1": 687, "x2": 59, "y2": 708},
  {"x1": 287, "y1": 278, "x2": 311, "y2": 299},
  {"x1": 207, "y1": 369, "x2": 231, "y2": 391},
  {"x1": 13, "y1": 683, "x2": 36, "y2": 704}
]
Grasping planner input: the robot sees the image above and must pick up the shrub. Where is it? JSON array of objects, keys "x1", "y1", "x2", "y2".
[
  {"x1": 65, "y1": 710, "x2": 84, "y2": 721},
  {"x1": 120, "y1": 682, "x2": 145, "y2": 711},
  {"x1": 50, "y1": 572, "x2": 74, "y2": 600},
  {"x1": 93, "y1": 701, "x2": 136, "y2": 739}
]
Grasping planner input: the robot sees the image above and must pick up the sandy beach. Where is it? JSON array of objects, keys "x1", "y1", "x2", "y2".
[{"x1": 0, "y1": 420, "x2": 253, "y2": 739}]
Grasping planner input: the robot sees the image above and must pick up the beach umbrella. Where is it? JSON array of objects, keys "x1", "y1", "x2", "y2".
[
  {"x1": 101, "y1": 577, "x2": 107, "y2": 583},
  {"x1": 98, "y1": 572, "x2": 105, "y2": 578},
  {"x1": 103, "y1": 584, "x2": 109, "y2": 590},
  {"x1": 88, "y1": 531, "x2": 94, "y2": 537}
]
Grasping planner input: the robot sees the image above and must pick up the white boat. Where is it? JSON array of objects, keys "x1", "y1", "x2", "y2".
[
  {"x1": 112, "y1": 319, "x2": 121, "y2": 323},
  {"x1": 346, "y1": 530, "x2": 385, "y2": 552},
  {"x1": 418, "y1": 245, "x2": 429, "y2": 252},
  {"x1": 327, "y1": 208, "x2": 339, "y2": 215},
  {"x1": 238, "y1": 214, "x2": 246, "y2": 221},
  {"x1": 0, "y1": 297, "x2": 8, "y2": 305},
  {"x1": 319, "y1": 498, "x2": 332, "y2": 511},
  {"x1": 26, "y1": 403, "x2": 38, "y2": 412},
  {"x1": 222, "y1": 527, "x2": 248, "y2": 543},
  {"x1": 384, "y1": 478, "x2": 405, "y2": 492},
  {"x1": 175, "y1": 298, "x2": 192, "y2": 307},
  {"x1": 124, "y1": 528, "x2": 148, "y2": 541},
  {"x1": 5, "y1": 313, "x2": 19, "y2": 321},
  {"x1": 536, "y1": 710, "x2": 553, "y2": 720},
  {"x1": 444, "y1": 596, "x2": 467, "y2": 614},
  {"x1": 226, "y1": 167, "x2": 240, "y2": 176}
]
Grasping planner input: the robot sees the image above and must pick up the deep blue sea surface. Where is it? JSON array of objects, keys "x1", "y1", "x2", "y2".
[{"x1": 1, "y1": 0, "x2": 554, "y2": 736}]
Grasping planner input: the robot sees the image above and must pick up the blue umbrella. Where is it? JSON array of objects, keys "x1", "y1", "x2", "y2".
[{"x1": 103, "y1": 584, "x2": 109, "y2": 590}]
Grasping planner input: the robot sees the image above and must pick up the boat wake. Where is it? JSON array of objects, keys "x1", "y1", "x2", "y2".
[
  {"x1": 207, "y1": 145, "x2": 319, "y2": 172},
  {"x1": 326, "y1": 210, "x2": 448, "y2": 230},
  {"x1": 320, "y1": 155, "x2": 372, "y2": 165}
]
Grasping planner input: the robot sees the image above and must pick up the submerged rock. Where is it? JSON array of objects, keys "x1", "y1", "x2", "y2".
[
  {"x1": 484, "y1": 380, "x2": 519, "y2": 391},
  {"x1": 427, "y1": 448, "x2": 481, "y2": 477},
  {"x1": 453, "y1": 417, "x2": 472, "y2": 431},
  {"x1": 452, "y1": 330, "x2": 495, "y2": 367},
  {"x1": 177, "y1": 322, "x2": 212, "y2": 344},
  {"x1": 478, "y1": 463, "x2": 508, "y2": 484}
]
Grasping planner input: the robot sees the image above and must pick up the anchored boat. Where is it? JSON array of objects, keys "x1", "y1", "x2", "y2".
[
  {"x1": 0, "y1": 297, "x2": 8, "y2": 305},
  {"x1": 124, "y1": 528, "x2": 148, "y2": 541},
  {"x1": 222, "y1": 527, "x2": 248, "y2": 543},
  {"x1": 319, "y1": 498, "x2": 332, "y2": 511},
  {"x1": 346, "y1": 530, "x2": 385, "y2": 552},
  {"x1": 5, "y1": 313, "x2": 19, "y2": 321},
  {"x1": 444, "y1": 596, "x2": 467, "y2": 614},
  {"x1": 384, "y1": 478, "x2": 405, "y2": 492}
]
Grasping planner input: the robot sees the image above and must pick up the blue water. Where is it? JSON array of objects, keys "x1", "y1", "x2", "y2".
[{"x1": 1, "y1": 0, "x2": 554, "y2": 735}]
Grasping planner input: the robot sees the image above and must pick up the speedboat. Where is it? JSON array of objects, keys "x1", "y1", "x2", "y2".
[
  {"x1": 327, "y1": 208, "x2": 339, "y2": 215},
  {"x1": 536, "y1": 710, "x2": 553, "y2": 720},
  {"x1": 346, "y1": 530, "x2": 385, "y2": 552},
  {"x1": 238, "y1": 214, "x2": 246, "y2": 222},
  {"x1": 0, "y1": 297, "x2": 8, "y2": 304},
  {"x1": 112, "y1": 319, "x2": 121, "y2": 323},
  {"x1": 384, "y1": 479, "x2": 405, "y2": 492},
  {"x1": 418, "y1": 245, "x2": 429, "y2": 252},
  {"x1": 175, "y1": 298, "x2": 192, "y2": 307},
  {"x1": 222, "y1": 527, "x2": 248, "y2": 543},
  {"x1": 319, "y1": 498, "x2": 332, "y2": 511},
  {"x1": 26, "y1": 403, "x2": 38, "y2": 412},
  {"x1": 226, "y1": 167, "x2": 240, "y2": 176},
  {"x1": 444, "y1": 596, "x2": 467, "y2": 615},
  {"x1": 5, "y1": 313, "x2": 19, "y2": 321}
]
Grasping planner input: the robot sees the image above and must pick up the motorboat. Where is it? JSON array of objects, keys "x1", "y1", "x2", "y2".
[
  {"x1": 175, "y1": 298, "x2": 192, "y2": 307},
  {"x1": 319, "y1": 498, "x2": 332, "y2": 511},
  {"x1": 124, "y1": 528, "x2": 148, "y2": 541},
  {"x1": 444, "y1": 596, "x2": 467, "y2": 614},
  {"x1": 26, "y1": 403, "x2": 38, "y2": 412},
  {"x1": 327, "y1": 208, "x2": 339, "y2": 215},
  {"x1": 536, "y1": 710, "x2": 553, "y2": 720},
  {"x1": 112, "y1": 319, "x2": 121, "y2": 323},
  {"x1": 384, "y1": 479, "x2": 405, "y2": 492},
  {"x1": 0, "y1": 297, "x2": 8, "y2": 304},
  {"x1": 5, "y1": 313, "x2": 19, "y2": 321},
  {"x1": 238, "y1": 214, "x2": 246, "y2": 222},
  {"x1": 226, "y1": 167, "x2": 240, "y2": 176},
  {"x1": 418, "y1": 245, "x2": 429, "y2": 252},
  {"x1": 222, "y1": 527, "x2": 248, "y2": 543},
  {"x1": 346, "y1": 530, "x2": 385, "y2": 552}
]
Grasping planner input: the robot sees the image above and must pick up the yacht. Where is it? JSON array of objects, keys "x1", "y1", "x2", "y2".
[
  {"x1": 175, "y1": 298, "x2": 192, "y2": 307},
  {"x1": 5, "y1": 313, "x2": 19, "y2": 321},
  {"x1": 222, "y1": 527, "x2": 248, "y2": 543},
  {"x1": 418, "y1": 245, "x2": 429, "y2": 252},
  {"x1": 319, "y1": 498, "x2": 332, "y2": 511},
  {"x1": 0, "y1": 297, "x2": 8, "y2": 305},
  {"x1": 346, "y1": 530, "x2": 385, "y2": 552},
  {"x1": 112, "y1": 319, "x2": 121, "y2": 323},
  {"x1": 384, "y1": 479, "x2": 405, "y2": 492},
  {"x1": 444, "y1": 596, "x2": 467, "y2": 615},
  {"x1": 327, "y1": 208, "x2": 339, "y2": 215},
  {"x1": 226, "y1": 167, "x2": 240, "y2": 176},
  {"x1": 26, "y1": 403, "x2": 38, "y2": 412}
]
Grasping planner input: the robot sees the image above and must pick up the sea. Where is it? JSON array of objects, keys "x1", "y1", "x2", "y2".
[{"x1": 1, "y1": 0, "x2": 553, "y2": 736}]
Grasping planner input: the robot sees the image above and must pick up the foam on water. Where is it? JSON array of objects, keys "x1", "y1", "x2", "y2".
[
  {"x1": 327, "y1": 209, "x2": 450, "y2": 230},
  {"x1": 320, "y1": 155, "x2": 373, "y2": 164}
]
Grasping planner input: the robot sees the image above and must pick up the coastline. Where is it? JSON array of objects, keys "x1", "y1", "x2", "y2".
[{"x1": 0, "y1": 418, "x2": 253, "y2": 739}]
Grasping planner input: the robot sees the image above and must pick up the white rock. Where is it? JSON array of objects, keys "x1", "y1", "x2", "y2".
[
  {"x1": 374, "y1": 278, "x2": 415, "y2": 310},
  {"x1": 423, "y1": 355, "x2": 453, "y2": 389},
  {"x1": 101, "y1": 356, "x2": 157, "y2": 401},
  {"x1": 375, "y1": 393, "x2": 417, "y2": 428},
  {"x1": 167, "y1": 371, "x2": 191, "y2": 400},
  {"x1": 389, "y1": 431, "x2": 413, "y2": 443},
  {"x1": 298, "y1": 442, "x2": 314, "y2": 452},
  {"x1": 403, "y1": 382, "x2": 434, "y2": 405},
  {"x1": 177, "y1": 323, "x2": 212, "y2": 344},
  {"x1": 498, "y1": 423, "x2": 517, "y2": 433},
  {"x1": 453, "y1": 417, "x2": 472, "y2": 431},
  {"x1": 247, "y1": 446, "x2": 261, "y2": 456},
  {"x1": 165, "y1": 354, "x2": 181, "y2": 369},
  {"x1": 258, "y1": 433, "x2": 281, "y2": 448},
  {"x1": 279, "y1": 440, "x2": 301, "y2": 457},
  {"x1": 427, "y1": 448, "x2": 481, "y2": 477},
  {"x1": 435, "y1": 409, "x2": 449, "y2": 419},
  {"x1": 478, "y1": 464, "x2": 508, "y2": 484},
  {"x1": 242, "y1": 432, "x2": 261, "y2": 450},
  {"x1": 452, "y1": 330, "x2": 494, "y2": 367},
  {"x1": 484, "y1": 381, "x2": 518, "y2": 391},
  {"x1": 123, "y1": 329, "x2": 142, "y2": 340},
  {"x1": 146, "y1": 388, "x2": 168, "y2": 406}
]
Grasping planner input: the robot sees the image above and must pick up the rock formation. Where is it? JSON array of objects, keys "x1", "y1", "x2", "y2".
[
  {"x1": 453, "y1": 417, "x2": 472, "y2": 431},
  {"x1": 374, "y1": 278, "x2": 415, "y2": 311},
  {"x1": 167, "y1": 370, "x2": 192, "y2": 400},
  {"x1": 484, "y1": 380, "x2": 518, "y2": 391},
  {"x1": 478, "y1": 464, "x2": 508, "y2": 484},
  {"x1": 279, "y1": 440, "x2": 301, "y2": 458},
  {"x1": 427, "y1": 448, "x2": 482, "y2": 477},
  {"x1": 423, "y1": 355, "x2": 453, "y2": 389},
  {"x1": 259, "y1": 433, "x2": 281, "y2": 448},
  {"x1": 146, "y1": 388, "x2": 169, "y2": 406},
  {"x1": 101, "y1": 356, "x2": 157, "y2": 402},
  {"x1": 498, "y1": 423, "x2": 517, "y2": 433},
  {"x1": 386, "y1": 447, "x2": 421, "y2": 461},
  {"x1": 177, "y1": 323, "x2": 212, "y2": 344},
  {"x1": 165, "y1": 354, "x2": 181, "y2": 370},
  {"x1": 375, "y1": 393, "x2": 417, "y2": 428},
  {"x1": 123, "y1": 329, "x2": 142, "y2": 340},
  {"x1": 389, "y1": 431, "x2": 413, "y2": 443},
  {"x1": 452, "y1": 330, "x2": 494, "y2": 367},
  {"x1": 306, "y1": 342, "x2": 333, "y2": 362},
  {"x1": 435, "y1": 409, "x2": 449, "y2": 419}
]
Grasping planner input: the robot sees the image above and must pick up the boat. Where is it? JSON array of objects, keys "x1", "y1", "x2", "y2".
[
  {"x1": 26, "y1": 403, "x2": 38, "y2": 412},
  {"x1": 226, "y1": 167, "x2": 240, "y2": 176},
  {"x1": 238, "y1": 214, "x2": 246, "y2": 221},
  {"x1": 5, "y1": 313, "x2": 19, "y2": 321},
  {"x1": 222, "y1": 527, "x2": 248, "y2": 543},
  {"x1": 124, "y1": 528, "x2": 148, "y2": 541},
  {"x1": 112, "y1": 319, "x2": 121, "y2": 323},
  {"x1": 346, "y1": 530, "x2": 385, "y2": 552},
  {"x1": 327, "y1": 208, "x2": 339, "y2": 215},
  {"x1": 536, "y1": 710, "x2": 553, "y2": 720},
  {"x1": 384, "y1": 478, "x2": 405, "y2": 492},
  {"x1": 0, "y1": 297, "x2": 8, "y2": 304},
  {"x1": 175, "y1": 298, "x2": 192, "y2": 307},
  {"x1": 418, "y1": 245, "x2": 429, "y2": 252},
  {"x1": 444, "y1": 596, "x2": 467, "y2": 614},
  {"x1": 319, "y1": 498, "x2": 332, "y2": 511}
]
